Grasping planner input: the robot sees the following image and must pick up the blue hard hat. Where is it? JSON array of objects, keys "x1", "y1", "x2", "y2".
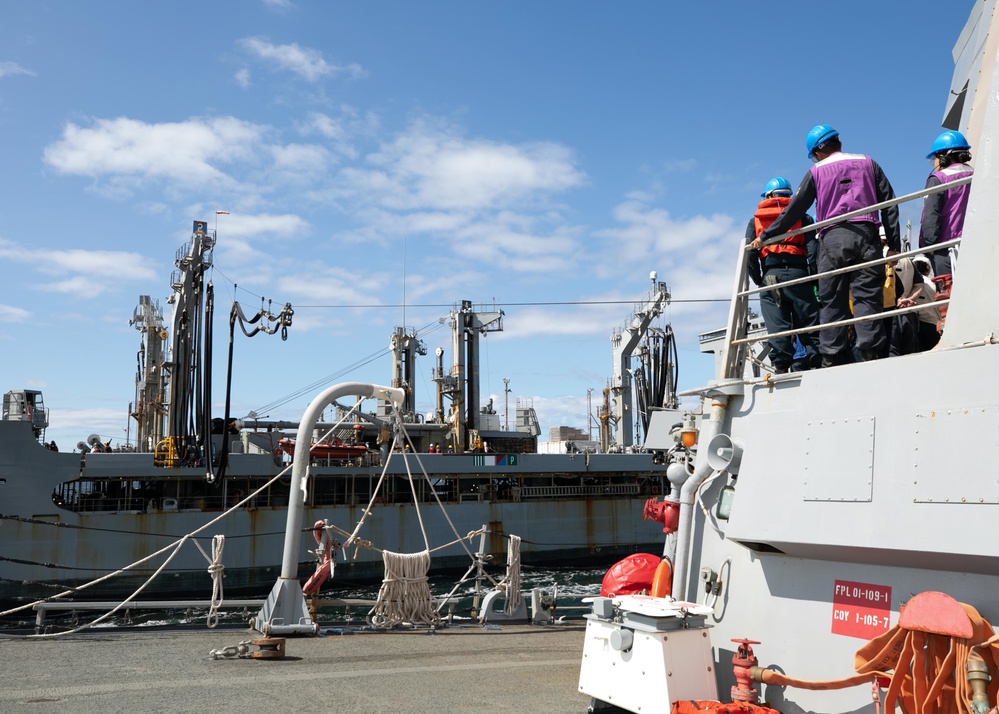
[
  {"x1": 761, "y1": 177, "x2": 793, "y2": 197},
  {"x1": 926, "y1": 130, "x2": 971, "y2": 159},
  {"x1": 806, "y1": 124, "x2": 840, "y2": 159}
]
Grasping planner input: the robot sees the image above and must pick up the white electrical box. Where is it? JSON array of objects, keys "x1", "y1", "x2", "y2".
[{"x1": 578, "y1": 596, "x2": 718, "y2": 714}]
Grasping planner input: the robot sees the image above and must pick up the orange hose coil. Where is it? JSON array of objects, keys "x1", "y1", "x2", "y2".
[{"x1": 749, "y1": 594, "x2": 999, "y2": 714}]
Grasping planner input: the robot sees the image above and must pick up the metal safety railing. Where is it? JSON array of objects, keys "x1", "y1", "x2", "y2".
[
  {"x1": 519, "y1": 483, "x2": 640, "y2": 499},
  {"x1": 719, "y1": 175, "x2": 971, "y2": 380}
]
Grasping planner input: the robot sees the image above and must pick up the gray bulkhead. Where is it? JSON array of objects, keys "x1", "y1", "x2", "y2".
[{"x1": 653, "y1": 3, "x2": 999, "y2": 708}]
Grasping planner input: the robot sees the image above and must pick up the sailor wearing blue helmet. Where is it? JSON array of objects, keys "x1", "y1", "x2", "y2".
[
  {"x1": 925, "y1": 130, "x2": 970, "y2": 159},
  {"x1": 805, "y1": 125, "x2": 840, "y2": 160},
  {"x1": 760, "y1": 177, "x2": 793, "y2": 197},
  {"x1": 754, "y1": 125, "x2": 901, "y2": 367},
  {"x1": 746, "y1": 177, "x2": 820, "y2": 372},
  {"x1": 918, "y1": 130, "x2": 973, "y2": 277}
]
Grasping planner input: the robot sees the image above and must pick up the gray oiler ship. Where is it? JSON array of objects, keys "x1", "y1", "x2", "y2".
[{"x1": 0, "y1": 223, "x2": 679, "y2": 606}]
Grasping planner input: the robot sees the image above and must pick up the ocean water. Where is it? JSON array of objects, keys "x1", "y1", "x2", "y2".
[{"x1": 2, "y1": 564, "x2": 610, "y2": 634}]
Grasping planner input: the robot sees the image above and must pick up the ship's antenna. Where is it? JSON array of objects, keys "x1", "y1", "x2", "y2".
[{"x1": 402, "y1": 234, "x2": 407, "y2": 330}]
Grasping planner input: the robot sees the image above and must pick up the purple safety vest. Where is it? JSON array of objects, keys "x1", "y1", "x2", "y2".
[
  {"x1": 924, "y1": 163, "x2": 973, "y2": 243},
  {"x1": 808, "y1": 152, "x2": 879, "y2": 233}
]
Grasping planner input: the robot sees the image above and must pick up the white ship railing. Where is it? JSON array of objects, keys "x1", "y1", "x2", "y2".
[
  {"x1": 54, "y1": 462, "x2": 658, "y2": 515},
  {"x1": 30, "y1": 597, "x2": 380, "y2": 633}
]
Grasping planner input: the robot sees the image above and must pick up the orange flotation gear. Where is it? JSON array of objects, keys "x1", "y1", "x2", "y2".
[
  {"x1": 650, "y1": 558, "x2": 673, "y2": 598},
  {"x1": 671, "y1": 701, "x2": 779, "y2": 714},
  {"x1": 754, "y1": 197, "x2": 806, "y2": 258}
]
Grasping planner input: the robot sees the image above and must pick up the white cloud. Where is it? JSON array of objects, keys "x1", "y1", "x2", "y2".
[
  {"x1": 525, "y1": 394, "x2": 592, "y2": 435},
  {"x1": 0, "y1": 239, "x2": 158, "y2": 298},
  {"x1": 270, "y1": 142, "x2": 330, "y2": 174},
  {"x1": 0, "y1": 304, "x2": 31, "y2": 322},
  {"x1": 299, "y1": 109, "x2": 380, "y2": 159},
  {"x1": 581, "y1": 195, "x2": 741, "y2": 343},
  {"x1": 43, "y1": 407, "x2": 128, "y2": 451},
  {"x1": 210, "y1": 212, "x2": 310, "y2": 271},
  {"x1": 235, "y1": 68, "x2": 251, "y2": 88},
  {"x1": 395, "y1": 269, "x2": 484, "y2": 303},
  {"x1": 316, "y1": 121, "x2": 588, "y2": 272},
  {"x1": 338, "y1": 205, "x2": 580, "y2": 273},
  {"x1": 506, "y1": 307, "x2": 619, "y2": 339},
  {"x1": 662, "y1": 158, "x2": 697, "y2": 173},
  {"x1": 303, "y1": 111, "x2": 347, "y2": 141},
  {"x1": 351, "y1": 122, "x2": 586, "y2": 211},
  {"x1": 275, "y1": 265, "x2": 388, "y2": 305},
  {"x1": 45, "y1": 276, "x2": 109, "y2": 297},
  {"x1": 0, "y1": 61, "x2": 34, "y2": 78},
  {"x1": 366, "y1": 208, "x2": 467, "y2": 235},
  {"x1": 218, "y1": 212, "x2": 310, "y2": 240},
  {"x1": 238, "y1": 37, "x2": 364, "y2": 82},
  {"x1": 597, "y1": 197, "x2": 737, "y2": 272},
  {"x1": 42, "y1": 116, "x2": 268, "y2": 189},
  {"x1": 449, "y1": 218, "x2": 579, "y2": 273},
  {"x1": 262, "y1": 0, "x2": 294, "y2": 10}
]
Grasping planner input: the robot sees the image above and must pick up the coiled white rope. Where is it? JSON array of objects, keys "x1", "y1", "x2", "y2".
[
  {"x1": 368, "y1": 550, "x2": 439, "y2": 628},
  {"x1": 500, "y1": 535, "x2": 522, "y2": 616},
  {"x1": 195, "y1": 534, "x2": 226, "y2": 628}
]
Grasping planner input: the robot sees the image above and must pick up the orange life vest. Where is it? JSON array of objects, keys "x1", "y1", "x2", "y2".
[{"x1": 753, "y1": 197, "x2": 806, "y2": 258}]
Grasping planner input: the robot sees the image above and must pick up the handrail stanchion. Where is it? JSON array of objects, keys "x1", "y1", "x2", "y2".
[{"x1": 720, "y1": 237, "x2": 753, "y2": 381}]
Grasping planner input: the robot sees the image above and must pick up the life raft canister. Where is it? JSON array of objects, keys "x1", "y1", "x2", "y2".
[{"x1": 753, "y1": 196, "x2": 806, "y2": 258}]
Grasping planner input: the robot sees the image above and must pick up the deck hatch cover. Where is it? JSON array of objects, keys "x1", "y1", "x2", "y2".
[
  {"x1": 913, "y1": 406, "x2": 999, "y2": 504},
  {"x1": 804, "y1": 416, "x2": 875, "y2": 502}
]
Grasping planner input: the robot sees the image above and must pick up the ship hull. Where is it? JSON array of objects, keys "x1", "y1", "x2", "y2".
[
  {"x1": 0, "y1": 421, "x2": 666, "y2": 605},
  {"x1": 680, "y1": 341, "x2": 999, "y2": 712},
  {"x1": 1, "y1": 500, "x2": 661, "y2": 604}
]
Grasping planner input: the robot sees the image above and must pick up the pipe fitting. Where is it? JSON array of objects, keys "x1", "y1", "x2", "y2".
[
  {"x1": 967, "y1": 653, "x2": 992, "y2": 714},
  {"x1": 731, "y1": 639, "x2": 761, "y2": 703}
]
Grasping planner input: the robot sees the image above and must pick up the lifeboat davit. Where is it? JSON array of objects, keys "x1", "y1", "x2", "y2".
[{"x1": 276, "y1": 437, "x2": 368, "y2": 459}]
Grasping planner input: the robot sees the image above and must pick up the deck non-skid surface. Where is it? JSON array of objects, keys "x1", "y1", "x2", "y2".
[{"x1": 0, "y1": 624, "x2": 590, "y2": 713}]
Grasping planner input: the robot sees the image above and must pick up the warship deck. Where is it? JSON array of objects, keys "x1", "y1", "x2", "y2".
[{"x1": 0, "y1": 623, "x2": 589, "y2": 713}]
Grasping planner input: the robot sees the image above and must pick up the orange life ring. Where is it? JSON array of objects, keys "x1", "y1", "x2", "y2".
[{"x1": 650, "y1": 558, "x2": 673, "y2": 598}]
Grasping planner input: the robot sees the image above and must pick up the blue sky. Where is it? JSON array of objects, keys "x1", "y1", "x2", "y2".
[{"x1": 0, "y1": 1, "x2": 973, "y2": 450}]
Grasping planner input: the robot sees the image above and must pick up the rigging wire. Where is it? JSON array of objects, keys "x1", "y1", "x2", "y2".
[
  {"x1": 0, "y1": 513, "x2": 288, "y2": 540},
  {"x1": 289, "y1": 297, "x2": 729, "y2": 308},
  {"x1": 211, "y1": 265, "x2": 729, "y2": 308},
  {"x1": 251, "y1": 317, "x2": 450, "y2": 415}
]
